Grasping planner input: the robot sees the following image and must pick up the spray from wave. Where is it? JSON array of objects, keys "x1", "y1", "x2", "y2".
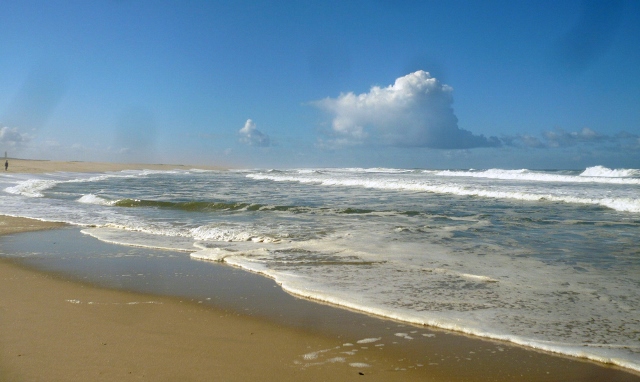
[{"x1": 579, "y1": 165, "x2": 640, "y2": 178}]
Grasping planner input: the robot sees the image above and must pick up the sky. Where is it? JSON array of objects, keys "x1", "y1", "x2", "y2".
[{"x1": 1, "y1": 0, "x2": 639, "y2": 169}]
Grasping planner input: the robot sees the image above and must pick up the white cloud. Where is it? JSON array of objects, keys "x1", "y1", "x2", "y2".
[
  {"x1": 239, "y1": 119, "x2": 270, "y2": 147},
  {"x1": 313, "y1": 70, "x2": 499, "y2": 149},
  {"x1": 0, "y1": 126, "x2": 30, "y2": 147}
]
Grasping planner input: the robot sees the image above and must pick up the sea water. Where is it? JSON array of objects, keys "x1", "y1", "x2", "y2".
[{"x1": 1, "y1": 166, "x2": 638, "y2": 371}]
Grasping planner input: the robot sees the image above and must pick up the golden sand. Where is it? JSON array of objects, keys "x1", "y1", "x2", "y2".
[{"x1": 2, "y1": 158, "x2": 223, "y2": 174}]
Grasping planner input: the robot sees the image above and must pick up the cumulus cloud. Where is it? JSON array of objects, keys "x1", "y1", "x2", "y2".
[
  {"x1": 0, "y1": 126, "x2": 30, "y2": 147},
  {"x1": 313, "y1": 71, "x2": 500, "y2": 149},
  {"x1": 239, "y1": 119, "x2": 270, "y2": 147}
]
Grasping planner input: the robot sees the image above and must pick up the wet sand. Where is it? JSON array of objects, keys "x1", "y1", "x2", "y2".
[
  {"x1": 0, "y1": 218, "x2": 414, "y2": 381},
  {"x1": 1, "y1": 160, "x2": 639, "y2": 381}
]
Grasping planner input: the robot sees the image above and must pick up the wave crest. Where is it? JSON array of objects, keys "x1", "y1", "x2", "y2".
[
  {"x1": 433, "y1": 168, "x2": 640, "y2": 184},
  {"x1": 77, "y1": 194, "x2": 114, "y2": 206},
  {"x1": 4, "y1": 179, "x2": 58, "y2": 197},
  {"x1": 580, "y1": 166, "x2": 640, "y2": 178}
]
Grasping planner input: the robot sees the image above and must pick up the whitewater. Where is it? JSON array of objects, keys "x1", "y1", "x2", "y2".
[{"x1": 0, "y1": 165, "x2": 639, "y2": 371}]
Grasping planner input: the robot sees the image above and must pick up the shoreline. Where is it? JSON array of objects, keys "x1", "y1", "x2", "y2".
[
  {"x1": 1, "y1": 221, "x2": 639, "y2": 381},
  {"x1": 1, "y1": 160, "x2": 639, "y2": 380},
  {"x1": 0, "y1": 218, "x2": 417, "y2": 381}
]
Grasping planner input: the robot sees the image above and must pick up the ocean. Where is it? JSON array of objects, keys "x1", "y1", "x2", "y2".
[{"x1": 1, "y1": 165, "x2": 639, "y2": 371}]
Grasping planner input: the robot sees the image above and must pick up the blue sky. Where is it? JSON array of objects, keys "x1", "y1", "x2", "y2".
[{"x1": 1, "y1": 0, "x2": 639, "y2": 169}]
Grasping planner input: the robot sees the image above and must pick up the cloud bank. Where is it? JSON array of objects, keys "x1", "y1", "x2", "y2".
[
  {"x1": 504, "y1": 127, "x2": 640, "y2": 151},
  {"x1": 239, "y1": 119, "x2": 270, "y2": 147},
  {"x1": 0, "y1": 126, "x2": 30, "y2": 147},
  {"x1": 314, "y1": 71, "x2": 500, "y2": 149}
]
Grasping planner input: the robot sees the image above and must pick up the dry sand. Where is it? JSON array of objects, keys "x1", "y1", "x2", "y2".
[
  {"x1": 2, "y1": 158, "x2": 223, "y2": 174},
  {"x1": 1, "y1": 159, "x2": 639, "y2": 381}
]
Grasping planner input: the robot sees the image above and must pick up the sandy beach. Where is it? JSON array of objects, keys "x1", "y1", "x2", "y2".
[
  {"x1": 1, "y1": 158, "x2": 224, "y2": 174},
  {"x1": 1, "y1": 159, "x2": 639, "y2": 381}
]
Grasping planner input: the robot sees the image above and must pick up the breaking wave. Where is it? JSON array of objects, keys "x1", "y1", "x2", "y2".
[
  {"x1": 579, "y1": 165, "x2": 640, "y2": 178},
  {"x1": 247, "y1": 171, "x2": 640, "y2": 213},
  {"x1": 431, "y1": 166, "x2": 640, "y2": 185}
]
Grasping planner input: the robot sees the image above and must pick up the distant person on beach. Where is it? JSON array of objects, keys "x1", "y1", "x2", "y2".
[{"x1": 4, "y1": 160, "x2": 7, "y2": 171}]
